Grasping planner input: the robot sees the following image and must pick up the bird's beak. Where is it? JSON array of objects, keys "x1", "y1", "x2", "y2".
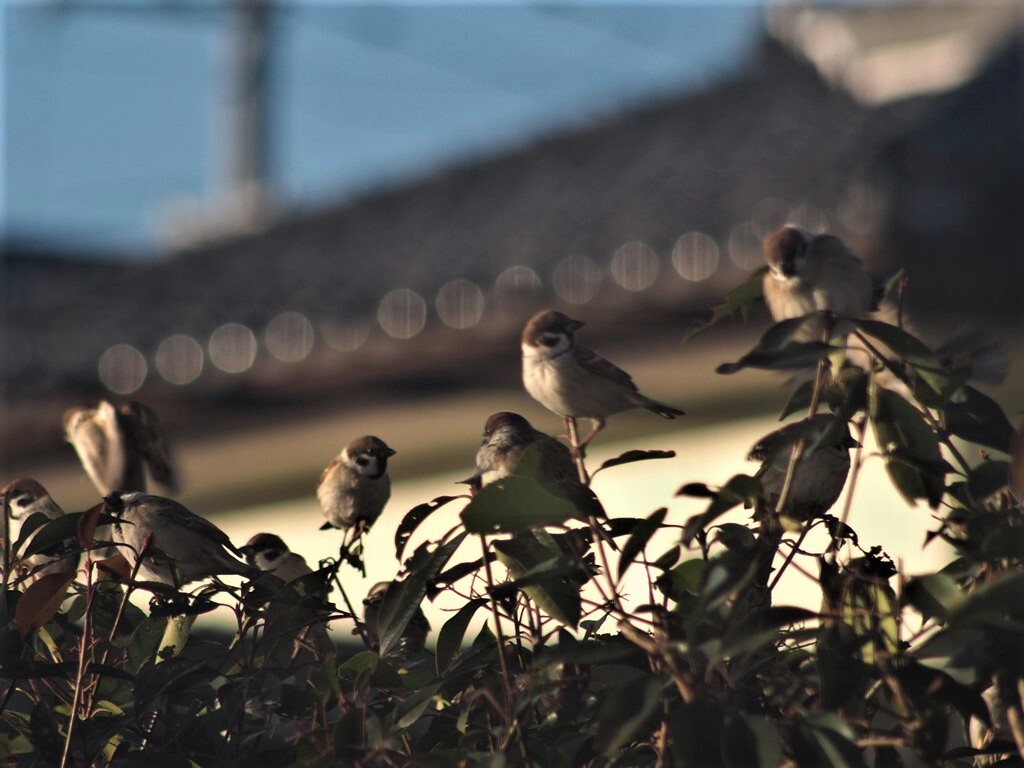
[
  {"x1": 386, "y1": 448, "x2": 397, "y2": 457},
  {"x1": 568, "y1": 320, "x2": 585, "y2": 332}
]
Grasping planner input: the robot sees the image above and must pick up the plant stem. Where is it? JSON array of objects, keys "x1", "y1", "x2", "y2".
[
  {"x1": 478, "y1": 534, "x2": 513, "y2": 710},
  {"x1": 60, "y1": 563, "x2": 96, "y2": 768}
]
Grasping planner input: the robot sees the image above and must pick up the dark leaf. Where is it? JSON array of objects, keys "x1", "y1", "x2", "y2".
[
  {"x1": 685, "y1": 266, "x2": 765, "y2": 341},
  {"x1": 21, "y1": 511, "x2": 117, "y2": 558},
  {"x1": 493, "y1": 534, "x2": 581, "y2": 627},
  {"x1": 946, "y1": 386, "x2": 1015, "y2": 454},
  {"x1": 717, "y1": 341, "x2": 832, "y2": 375},
  {"x1": 395, "y1": 495, "x2": 463, "y2": 561},
  {"x1": 379, "y1": 532, "x2": 467, "y2": 657},
  {"x1": 1012, "y1": 418, "x2": 1024, "y2": 503},
  {"x1": 902, "y1": 573, "x2": 964, "y2": 622},
  {"x1": 681, "y1": 475, "x2": 761, "y2": 546},
  {"x1": 870, "y1": 386, "x2": 945, "y2": 508},
  {"x1": 30, "y1": 703, "x2": 63, "y2": 765},
  {"x1": 435, "y1": 598, "x2": 487, "y2": 676},
  {"x1": 596, "y1": 449, "x2": 676, "y2": 474},
  {"x1": 597, "y1": 676, "x2": 662, "y2": 756},
  {"x1": 618, "y1": 507, "x2": 667, "y2": 580},
  {"x1": 722, "y1": 716, "x2": 784, "y2": 768},
  {"x1": 676, "y1": 482, "x2": 716, "y2": 498},
  {"x1": 461, "y1": 476, "x2": 579, "y2": 534},
  {"x1": 967, "y1": 460, "x2": 1010, "y2": 502},
  {"x1": 779, "y1": 379, "x2": 815, "y2": 420},
  {"x1": 855, "y1": 319, "x2": 939, "y2": 367}
]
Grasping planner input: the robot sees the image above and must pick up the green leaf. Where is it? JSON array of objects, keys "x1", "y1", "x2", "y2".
[
  {"x1": 493, "y1": 534, "x2": 581, "y2": 627},
  {"x1": 597, "y1": 676, "x2": 662, "y2": 755},
  {"x1": 722, "y1": 716, "x2": 784, "y2": 768},
  {"x1": 435, "y1": 598, "x2": 487, "y2": 676},
  {"x1": 395, "y1": 495, "x2": 463, "y2": 560},
  {"x1": 657, "y1": 558, "x2": 706, "y2": 603},
  {"x1": 855, "y1": 319, "x2": 939, "y2": 367},
  {"x1": 681, "y1": 475, "x2": 761, "y2": 545},
  {"x1": 379, "y1": 532, "x2": 467, "y2": 657},
  {"x1": 717, "y1": 341, "x2": 832, "y2": 375},
  {"x1": 903, "y1": 573, "x2": 965, "y2": 622},
  {"x1": 870, "y1": 386, "x2": 945, "y2": 508},
  {"x1": 946, "y1": 386, "x2": 1015, "y2": 453},
  {"x1": 966, "y1": 460, "x2": 1010, "y2": 502},
  {"x1": 617, "y1": 508, "x2": 667, "y2": 580},
  {"x1": 685, "y1": 266, "x2": 766, "y2": 341},
  {"x1": 461, "y1": 476, "x2": 579, "y2": 534}
]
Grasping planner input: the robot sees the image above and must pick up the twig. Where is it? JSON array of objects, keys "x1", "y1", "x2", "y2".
[{"x1": 478, "y1": 534, "x2": 513, "y2": 710}]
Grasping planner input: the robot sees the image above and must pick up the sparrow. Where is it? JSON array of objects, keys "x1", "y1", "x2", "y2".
[
  {"x1": 761, "y1": 226, "x2": 874, "y2": 342},
  {"x1": 463, "y1": 411, "x2": 606, "y2": 521},
  {"x1": 317, "y1": 436, "x2": 395, "y2": 540},
  {"x1": 2, "y1": 477, "x2": 79, "y2": 587},
  {"x1": 103, "y1": 492, "x2": 253, "y2": 588},
  {"x1": 244, "y1": 532, "x2": 318, "y2": 584},
  {"x1": 521, "y1": 309, "x2": 684, "y2": 453},
  {"x1": 362, "y1": 580, "x2": 430, "y2": 655},
  {"x1": 750, "y1": 422, "x2": 857, "y2": 525},
  {"x1": 243, "y1": 532, "x2": 335, "y2": 659},
  {"x1": 63, "y1": 400, "x2": 178, "y2": 497}
]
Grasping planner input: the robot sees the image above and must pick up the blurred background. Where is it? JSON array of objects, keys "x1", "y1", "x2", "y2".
[{"x1": 3, "y1": 1, "x2": 1022, "y2": 620}]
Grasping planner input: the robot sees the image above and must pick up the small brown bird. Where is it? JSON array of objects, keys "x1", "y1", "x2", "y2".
[
  {"x1": 750, "y1": 422, "x2": 856, "y2": 525},
  {"x1": 521, "y1": 309, "x2": 684, "y2": 454},
  {"x1": 244, "y1": 532, "x2": 318, "y2": 584},
  {"x1": 2, "y1": 477, "x2": 79, "y2": 587},
  {"x1": 464, "y1": 411, "x2": 606, "y2": 521},
  {"x1": 63, "y1": 400, "x2": 178, "y2": 496},
  {"x1": 362, "y1": 580, "x2": 430, "y2": 656},
  {"x1": 243, "y1": 532, "x2": 335, "y2": 658},
  {"x1": 761, "y1": 226, "x2": 873, "y2": 342},
  {"x1": 104, "y1": 492, "x2": 253, "y2": 588},
  {"x1": 317, "y1": 436, "x2": 395, "y2": 541}
]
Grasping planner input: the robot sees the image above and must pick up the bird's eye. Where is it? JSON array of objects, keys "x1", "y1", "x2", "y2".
[
  {"x1": 356, "y1": 457, "x2": 369, "y2": 467},
  {"x1": 540, "y1": 334, "x2": 560, "y2": 347},
  {"x1": 15, "y1": 497, "x2": 30, "y2": 508}
]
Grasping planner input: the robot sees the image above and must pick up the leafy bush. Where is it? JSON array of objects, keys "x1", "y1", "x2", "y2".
[{"x1": 2, "y1": 278, "x2": 1022, "y2": 767}]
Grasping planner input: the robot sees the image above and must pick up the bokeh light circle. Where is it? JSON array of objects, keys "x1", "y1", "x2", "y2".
[
  {"x1": 378, "y1": 289, "x2": 427, "y2": 339},
  {"x1": 552, "y1": 254, "x2": 601, "y2": 305},
  {"x1": 610, "y1": 241, "x2": 659, "y2": 291},
  {"x1": 265, "y1": 312, "x2": 315, "y2": 363},
  {"x1": 671, "y1": 232, "x2": 720, "y2": 282},
  {"x1": 209, "y1": 323, "x2": 258, "y2": 374},
  {"x1": 98, "y1": 344, "x2": 148, "y2": 394},
  {"x1": 155, "y1": 334, "x2": 204, "y2": 385}
]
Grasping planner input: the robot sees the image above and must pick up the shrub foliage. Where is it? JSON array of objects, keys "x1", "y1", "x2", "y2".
[{"x1": 2, "y1": 285, "x2": 1022, "y2": 767}]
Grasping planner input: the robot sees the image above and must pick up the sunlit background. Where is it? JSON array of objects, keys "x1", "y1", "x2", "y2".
[{"x1": 3, "y1": 1, "x2": 1023, "y2": 635}]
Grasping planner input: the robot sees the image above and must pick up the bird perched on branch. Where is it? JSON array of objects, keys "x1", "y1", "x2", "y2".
[
  {"x1": 243, "y1": 532, "x2": 335, "y2": 659},
  {"x1": 317, "y1": 436, "x2": 395, "y2": 542},
  {"x1": 750, "y1": 420, "x2": 857, "y2": 527},
  {"x1": 761, "y1": 226, "x2": 874, "y2": 343},
  {"x1": 103, "y1": 492, "x2": 253, "y2": 588},
  {"x1": 521, "y1": 309, "x2": 684, "y2": 455},
  {"x1": 464, "y1": 411, "x2": 607, "y2": 522},
  {"x1": 2, "y1": 477, "x2": 79, "y2": 587},
  {"x1": 63, "y1": 400, "x2": 178, "y2": 496}
]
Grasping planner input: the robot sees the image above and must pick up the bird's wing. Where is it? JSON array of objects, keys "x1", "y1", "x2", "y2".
[
  {"x1": 119, "y1": 402, "x2": 178, "y2": 493},
  {"x1": 573, "y1": 346, "x2": 638, "y2": 390},
  {"x1": 154, "y1": 500, "x2": 240, "y2": 555}
]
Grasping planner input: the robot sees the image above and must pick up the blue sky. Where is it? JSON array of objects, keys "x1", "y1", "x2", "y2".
[{"x1": 4, "y1": 2, "x2": 762, "y2": 257}]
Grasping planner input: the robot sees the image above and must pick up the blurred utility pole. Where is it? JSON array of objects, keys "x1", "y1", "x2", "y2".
[{"x1": 225, "y1": 0, "x2": 275, "y2": 230}]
